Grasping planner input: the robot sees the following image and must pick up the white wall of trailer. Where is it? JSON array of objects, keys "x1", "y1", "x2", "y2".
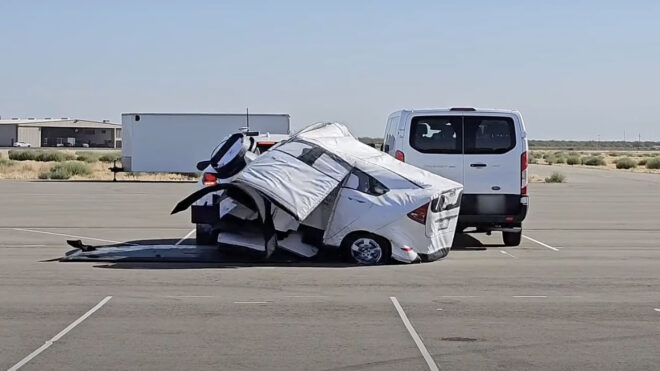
[{"x1": 121, "y1": 113, "x2": 290, "y2": 172}]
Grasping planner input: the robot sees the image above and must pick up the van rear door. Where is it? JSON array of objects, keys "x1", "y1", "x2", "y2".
[
  {"x1": 462, "y1": 115, "x2": 519, "y2": 196},
  {"x1": 404, "y1": 115, "x2": 464, "y2": 185}
]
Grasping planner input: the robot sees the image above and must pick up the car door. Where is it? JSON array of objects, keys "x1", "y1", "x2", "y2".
[
  {"x1": 462, "y1": 115, "x2": 519, "y2": 195},
  {"x1": 324, "y1": 169, "x2": 380, "y2": 240},
  {"x1": 404, "y1": 115, "x2": 464, "y2": 185}
]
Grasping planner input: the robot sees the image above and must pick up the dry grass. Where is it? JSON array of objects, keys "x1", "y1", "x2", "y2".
[
  {"x1": 0, "y1": 160, "x2": 197, "y2": 181},
  {"x1": 531, "y1": 150, "x2": 660, "y2": 174}
]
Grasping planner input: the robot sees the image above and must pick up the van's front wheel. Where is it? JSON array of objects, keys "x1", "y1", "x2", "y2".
[{"x1": 502, "y1": 231, "x2": 522, "y2": 246}]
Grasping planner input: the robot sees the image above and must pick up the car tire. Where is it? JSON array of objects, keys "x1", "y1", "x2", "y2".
[
  {"x1": 342, "y1": 233, "x2": 391, "y2": 265},
  {"x1": 195, "y1": 223, "x2": 217, "y2": 245},
  {"x1": 503, "y1": 231, "x2": 522, "y2": 246}
]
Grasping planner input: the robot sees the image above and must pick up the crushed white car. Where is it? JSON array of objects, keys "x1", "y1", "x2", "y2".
[{"x1": 173, "y1": 122, "x2": 463, "y2": 264}]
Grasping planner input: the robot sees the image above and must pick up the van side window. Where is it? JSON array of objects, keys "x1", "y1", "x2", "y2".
[
  {"x1": 464, "y1": 117, "x2": 515, "y2": 154},
  {"x1": 409, "y1": 116, "x2": 462, "y2": 154},
  {"x1": 344, "y1": 168, "x2": 389, "y2": 196}
]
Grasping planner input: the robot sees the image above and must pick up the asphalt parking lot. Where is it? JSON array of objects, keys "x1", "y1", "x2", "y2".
[{"x1": 1, "y1": 164, "x2": 659, "y2": 370}]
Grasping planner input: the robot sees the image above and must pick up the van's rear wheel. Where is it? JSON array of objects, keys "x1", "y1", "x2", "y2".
[
  {"x1": 342, "y1": 233, "x2": 391, "y2": 265},
  {"x1": 195, "y1": 224, "x2": 217, "y2": 245},
  {"x1": 502, "y1": 231, "x2": 522, "y2": 246}
]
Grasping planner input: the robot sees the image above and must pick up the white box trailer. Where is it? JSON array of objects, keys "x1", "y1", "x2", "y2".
[{"x1": 121, "y1": 113, "x2": 290, "y2": 172}]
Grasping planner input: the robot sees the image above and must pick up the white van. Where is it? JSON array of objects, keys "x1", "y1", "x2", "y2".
[{"x1": 383, "y1": 108, "x2": 529, "y2": 246}]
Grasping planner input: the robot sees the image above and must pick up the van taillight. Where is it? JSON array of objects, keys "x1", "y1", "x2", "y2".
[
  {"x1": 202, "y1": 172, "x2": 217, "y2": 187},
  {"x1": 395, "y1": 150, "x2": 405, "y2": 162},
  {"x1": 521, "y1": 151, "x2": 528, "y2": 195},
  {"x1": 407, "y1": 202, "x2": 429, "y2": 224}
]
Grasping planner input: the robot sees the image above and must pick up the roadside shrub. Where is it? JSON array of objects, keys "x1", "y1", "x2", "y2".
[
  {"x1": 567, "y1": 151, "x2": 579, "y2": 156},
  {"x1": 8, "y1": 150, "x2": 37, "y2": 161},
  {"x1": 638, "y1": 159, "x2": 647, "y2": 166},
  {"x1": 9, "y1": 150, "x2": 77, "y2": 162},
  {"x1": 615, "y1": 157, "x2": 637, "y2": 169},
  {"x1": 608, "y1": 152, "x2": 619, "y2": 157},
  {"x1": 581, "y1": 156, "x2": 606, "y2": 166},
  {"x1": 75, "y1": 151, "x2": 101, "y2": 163},
  {"x1": 36, "y1": 150, "x2": 75, "y2": 162},
  {"x1": 554, "y1": 155, "x2": 566, "y2": 164},
  {"x1": 645, "y1": 157, "x2": 660, "y2": 169},
  {"x1": 566, "y1": 155, "x2": 581, "y2": 165},
  {"x1": 543, "y1": 153, "x2": 557, "y2": 165},
  {"x1": 42, "y1": 161, "x2": 92, "y2": 179},
  {"x1": 529, "y1": 157, "x2": 538, "y2": 164},
  {"x1": 99, "y1": 151, "x2": 122, "y2": 162},
  {"x1": 545, "y1": 172, "x2": 566, "y2": 183}
]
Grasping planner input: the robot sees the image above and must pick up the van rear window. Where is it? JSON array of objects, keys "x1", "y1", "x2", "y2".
[
  {"x1": 464, "y1": 117, "x2": 515, "y2": 154},
  {"x1": 409, "y1": 116, "x2": 462, "y2": 154}
]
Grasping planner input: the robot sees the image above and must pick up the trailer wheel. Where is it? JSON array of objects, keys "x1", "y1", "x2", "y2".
[
  {"x1": 195, "y1": 224, "x2": 217, "y2": 245},
  {"x1": 342, "y1": 233, "x2": 390, "y2": 265},
  {"x1": 502, "y1": 231, "x2": 522, "y2": 246}
]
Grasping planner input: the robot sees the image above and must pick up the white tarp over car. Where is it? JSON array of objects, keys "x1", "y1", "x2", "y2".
[{"x1": 173, "y1": 122, "x2": 463, "y2": 264}]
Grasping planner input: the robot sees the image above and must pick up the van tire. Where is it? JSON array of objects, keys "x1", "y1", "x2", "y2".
[
  {"x1": 195, "y1": 223, "x2": 217, "y2": 245},
  {"x1": 342, "y1": 233, "x2": 391, "y2": 265},
  {"x1": 502, "y1": 231, "x2": 521, "y2": 246}
]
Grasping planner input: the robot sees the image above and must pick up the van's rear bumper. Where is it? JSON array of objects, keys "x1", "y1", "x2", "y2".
[{"x1": 457, "y1": 194, "x2": 528, "y2": 230}]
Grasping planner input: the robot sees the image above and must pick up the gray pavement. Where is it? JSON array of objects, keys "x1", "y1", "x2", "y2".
[{"x1": 0, "y1": 164, "x2": 659, "y2": 370}]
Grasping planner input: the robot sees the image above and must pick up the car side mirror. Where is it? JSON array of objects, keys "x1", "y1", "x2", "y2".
[{"x1": 196, "y1": 160, "x2": 211, "y2": 171}]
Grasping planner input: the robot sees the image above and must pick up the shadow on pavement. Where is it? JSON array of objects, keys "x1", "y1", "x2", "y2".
[
  {"x1": 451, "y1": 233, "x2": 505, "y2": 250},
  {"x1": 58, "y1": 233, "x2": 496, "y2": 269}
]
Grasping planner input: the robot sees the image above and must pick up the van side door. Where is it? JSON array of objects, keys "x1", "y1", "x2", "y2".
[{"x1": 404, "y1": 115, "x2": 464, "y2": 185}]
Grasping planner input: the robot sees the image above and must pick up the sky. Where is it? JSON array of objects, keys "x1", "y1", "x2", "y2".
[{"x1": 1, "y1": 0, "x2": 659, "y2": 140}]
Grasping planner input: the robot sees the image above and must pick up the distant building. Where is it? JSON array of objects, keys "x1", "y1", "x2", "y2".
[{"x1": 0, "y1": 118, "x2": 121, "y2": 148}]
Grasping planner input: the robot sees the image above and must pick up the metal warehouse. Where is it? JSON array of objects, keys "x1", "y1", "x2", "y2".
[{"x1": 0, "y1": 118, "x2": 121, "y2": 148}]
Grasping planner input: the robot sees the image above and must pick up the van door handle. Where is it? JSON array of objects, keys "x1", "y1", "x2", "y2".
[{"x1": 470, "y1": 163, "x2": 487, "y2": 168}]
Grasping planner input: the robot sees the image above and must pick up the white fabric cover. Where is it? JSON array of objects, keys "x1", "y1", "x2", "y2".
[
  {"x1": 236, "y1": 122, "x2": 463, "y2": 231},
  {"x1": 235, "y1": 149, "x2": 344, "y2": 220}
]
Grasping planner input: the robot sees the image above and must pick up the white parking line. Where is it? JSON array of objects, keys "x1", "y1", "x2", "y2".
[
  {"x1": 8, "y1": 296, "x2": 112, "y2": 371},
  {"x1": 522, "y1": 235, "x2": 560, "y2": 251},
  {"x1": 12, "y1": 228, "x2": 138, "y2": 246},
  {"x1": 390, "y1": 297, "x2": 439, "y2": 371},
  {"x1": 174, "y1": 228, "x2": 196, "y2": 246},
  {"x1": 500, "y1": 250, "x2": 517, "y2": 258},
  {"x1": 654, "y1": 308, "x2": 660, "y2": 312}
]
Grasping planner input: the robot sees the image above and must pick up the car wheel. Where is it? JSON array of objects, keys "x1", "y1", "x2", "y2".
[
  {"x1": 342, "y1": 233, "x2": 391, "y2": 265},
  {"x1": 502, "y1": 231, "x2": 521, "y2": 246},
  {"x1": 195, "y1": 223, "x2": 217, "y2": 245}
]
